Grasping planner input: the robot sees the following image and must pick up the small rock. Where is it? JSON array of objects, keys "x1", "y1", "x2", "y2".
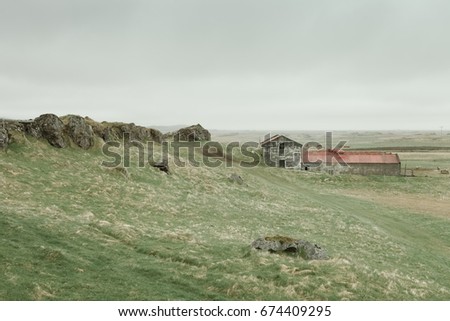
[
  {"x1": 251, "y1": 235, "x2": 328, "y2": 260},
  {"x1": 111, "y1": 166, "x2": 129, "y2": 179},
  {"x1": 151, "y1": 159, "x2": 170, "y2": 174},
  {"x1": 228, "y1": 173, "x2": 244, "y2": 185},
  {"x1": 440, "y1": 169, "x2": 449, "y2": 174}
]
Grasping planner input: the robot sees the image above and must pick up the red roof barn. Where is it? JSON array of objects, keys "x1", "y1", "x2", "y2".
[{"x1": 303, "y1": 150, "x2": 401, "y2": 176}]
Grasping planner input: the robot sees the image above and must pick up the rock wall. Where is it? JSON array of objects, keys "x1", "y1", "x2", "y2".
[{"x1": 0, "y1": 114, "x2": 164, "y2": 150}]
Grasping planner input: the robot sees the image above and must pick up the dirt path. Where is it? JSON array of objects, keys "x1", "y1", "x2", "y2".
[{"x1": 341, "y1": 190, "x2": 450, "y2": 219}]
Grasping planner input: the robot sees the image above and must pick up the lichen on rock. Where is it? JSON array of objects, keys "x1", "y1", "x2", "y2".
[
  {"x1": 174, "y1": 124, "x2": 211, "y2": 141},
  {"x1": 30, "y1": 114, "x2": 67, "y2": 148},
  {"x1": 63, "y1": 115, "x2": 95, "y2": 149},
  {"x1": 251, "y1": 235, "x2": 328, "y2": 260}
]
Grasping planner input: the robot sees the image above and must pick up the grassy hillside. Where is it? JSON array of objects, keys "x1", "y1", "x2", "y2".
[{"x1": 1, "y1": 138, "x2": 450, "y2": 300}]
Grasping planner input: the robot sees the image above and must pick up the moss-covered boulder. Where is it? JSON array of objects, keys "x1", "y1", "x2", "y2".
[
  {"x1": 29, "y1": 114, "x2": 66, "y2": 148},
  {"x1": 175, "y1": 124, "x2": 211, "y2": 141},
  {"x1": 251, "y1": 235, "x2": 328, "y2": 260},
  {"x1": 63, "y1": 115, "x2": 95, "y2": 149}
]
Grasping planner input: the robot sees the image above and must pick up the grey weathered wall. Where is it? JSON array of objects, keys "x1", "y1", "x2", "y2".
[
  {"x1": 263, "y1": 143, "x2": 301, "y2": 168},
  {"x1": 303, "y1": 162, "x2": 401, "y2": 176},
  {"x1": 345, "y1": 163, "x2": 401, "y2": 176}
]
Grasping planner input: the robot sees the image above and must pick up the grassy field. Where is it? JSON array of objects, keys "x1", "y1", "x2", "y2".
[
  {"x1": 212, "y1": 129, "x2": 450, "y2": 149},
  {"x1": 1, "y1": 132, "x2": 450, "y2": 300}
]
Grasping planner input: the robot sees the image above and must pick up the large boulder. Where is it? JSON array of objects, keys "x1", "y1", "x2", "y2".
[
  {"x1": 251, "y1": 236, "x2": 328, "y2": 260},
  {"x1": 129, "y1": 124, "x2": 162, "y2": 143},
  {"x1": 1, "y1": 120, "x2": 28, "y2": 145},
  {"x1": 0, "y1": 127, "x2": 9, "y2": 150},
  {"x1": 175, "y1": 124, "x2": 211, "y2": 141},
  {"x1": 101, "y1": 122, "x2": 162, "y2": 143},
  {"x1": 84, "y1": 117, "x2": 107, "y2": 138},
  {"x1": 64, "y1": 115, "x2": 95, "y2": 149},
  {"x1": 30, "y1": 114, "x2": 66, "y2": 148}
]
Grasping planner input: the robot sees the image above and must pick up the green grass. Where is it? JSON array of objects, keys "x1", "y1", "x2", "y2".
[{"x1": 1, "y1": 137, "x2": 450, "y2": 300}]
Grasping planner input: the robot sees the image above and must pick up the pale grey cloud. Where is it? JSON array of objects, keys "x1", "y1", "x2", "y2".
[{"x1": 1, "y1": 0, "x2": 449, "y2": 130}]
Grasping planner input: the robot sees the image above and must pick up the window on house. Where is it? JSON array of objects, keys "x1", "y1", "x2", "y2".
[{"x1": 279, "y1": 143, "x2": 285, "y2": 155}]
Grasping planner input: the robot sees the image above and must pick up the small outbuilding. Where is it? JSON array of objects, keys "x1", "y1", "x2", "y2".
[{"x1": 260, "y1": 134, "x2": 302, "y2": 168}]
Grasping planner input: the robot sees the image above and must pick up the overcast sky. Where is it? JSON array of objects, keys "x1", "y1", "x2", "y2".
[{"x1": 1, "y1": 0, "x2": 449, "y2": 130}]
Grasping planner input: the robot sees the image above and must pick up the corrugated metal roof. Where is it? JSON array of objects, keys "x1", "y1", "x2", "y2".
[{"x1": 303, "y1": 150, "x2": 400, "y2": 164}]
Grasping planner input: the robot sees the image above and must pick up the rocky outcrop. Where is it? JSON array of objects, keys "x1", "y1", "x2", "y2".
[
  {"x1": 1, "y1": 120, "x2": 29, "y2": 146},
  {"x1": 101, "y1": 122, "x2": 162, "y2": 143},
  {"x1": 251, "y1": 236, "x2": 328, "y2": 260},
  {"x1": 64, "y1": 115, "x2": 95, "y2": 149},
  {"x1": 175, "y1": 124, "x2": 211, "y2": 141},
  {"x1": 128, "y1": 124, "x2": 162, "y2": 143},
  {"x1": 0, "y1": 114, "x2": 166, "y2": 150},
  {"x1": 0, "y1": 127, "x2": 9, "y2": 150},
  {"x1": 29, "y1": 114, "x2": 66, "y2": 148}
]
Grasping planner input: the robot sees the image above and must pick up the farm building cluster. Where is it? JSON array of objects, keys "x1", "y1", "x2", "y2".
[{"x1": 260, "y1": 134, "x2": 401, "y2": 176}]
